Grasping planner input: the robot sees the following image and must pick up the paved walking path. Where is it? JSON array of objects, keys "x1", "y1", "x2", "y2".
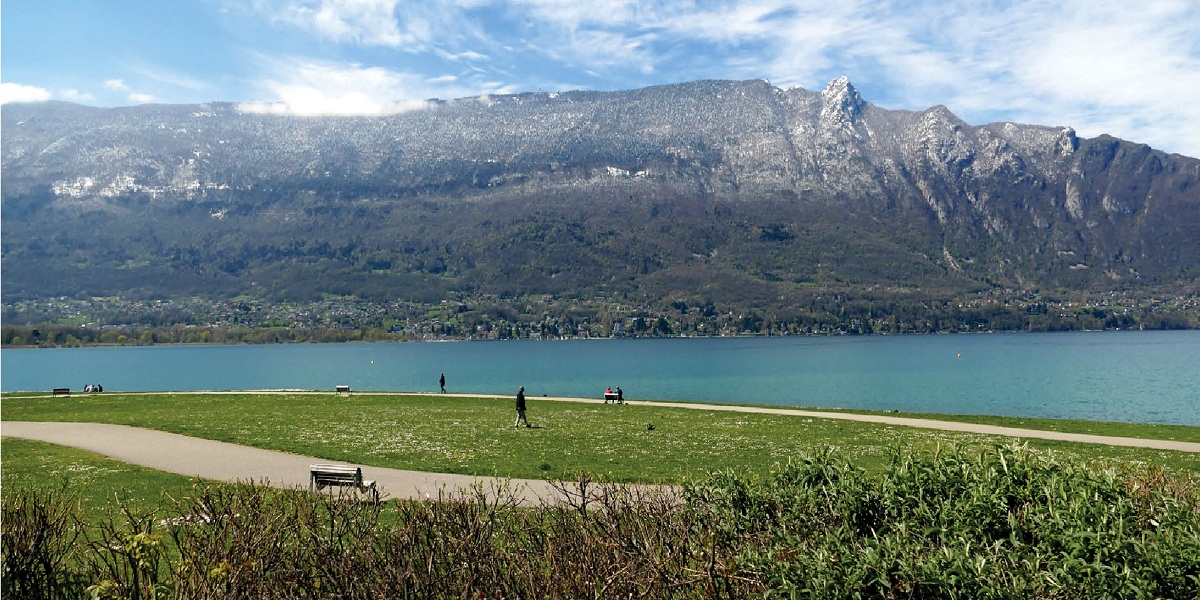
[
  {"x1": 616, "y1": 401, "x2": 1200, "y2": 452},
  {"x1": 3, "y1": 395, "x2": 1197, "y2": 504},
  {"x1": 2, "y1": 421, "x2": 569, "y2": 505},
  {"x1": 477, "y1": 393, "x2": 1200, "y2": 452}
]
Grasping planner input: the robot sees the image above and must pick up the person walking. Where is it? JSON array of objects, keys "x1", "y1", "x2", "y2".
[
  {"x1": 439, "y1": 373, "x2": 446, "y2": 393},
  {"x1": 514, "y1": 386, "x2": 530, "y2": 428}
]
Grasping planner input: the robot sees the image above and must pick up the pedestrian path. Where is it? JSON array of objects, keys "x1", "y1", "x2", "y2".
[
  {"x1": 610, "y1": 400, "x2": 1200, "y2": 452},
  {"x1": 2, "y1": 421, "x2": 567, "y2": 505}
]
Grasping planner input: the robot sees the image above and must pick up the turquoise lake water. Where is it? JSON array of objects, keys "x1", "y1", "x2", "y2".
[{"x1": 3, "y1": 331, "x2": 1198, "y2": 425}]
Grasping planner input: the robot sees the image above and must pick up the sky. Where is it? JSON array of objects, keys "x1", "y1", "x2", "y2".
[{"x1": 3, "y1": 0, "x2": 1199, "y2": 158}]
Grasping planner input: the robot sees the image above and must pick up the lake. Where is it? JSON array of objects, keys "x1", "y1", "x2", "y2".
[{"x1": 3, "y1": 331, "x2": 1199, "y2": 425}]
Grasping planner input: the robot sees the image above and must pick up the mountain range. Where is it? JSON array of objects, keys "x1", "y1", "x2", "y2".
[{"x1": 3, "y1": 77, "x2": 1198, "y2": 327}]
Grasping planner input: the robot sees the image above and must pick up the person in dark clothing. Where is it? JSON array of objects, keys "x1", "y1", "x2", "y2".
[
  {"x1": 440, "y1": 373, "x2": 446, "y2": 393},
  {"x1": 514, "y1": 386, "x2": 530, "y2": 427},
  {"x1": 616, "y1": 386, "x2": 623, "y2": 404}
]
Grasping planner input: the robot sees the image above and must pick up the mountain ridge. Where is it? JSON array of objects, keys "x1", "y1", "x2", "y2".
[{"x1": 2, "y1": 78, "x2": 1198, "y2": 331}]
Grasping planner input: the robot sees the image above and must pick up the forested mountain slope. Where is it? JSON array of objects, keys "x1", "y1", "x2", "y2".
[{"x1": 3, "y1": 78, "x2": 1198, "y2": 328}]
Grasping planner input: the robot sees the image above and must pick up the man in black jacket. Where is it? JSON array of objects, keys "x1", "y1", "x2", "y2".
[{"x1": 514, "y1": 386, "x2": 530, "y2": 428}]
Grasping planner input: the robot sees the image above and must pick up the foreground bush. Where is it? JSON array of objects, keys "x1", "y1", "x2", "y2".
[
  {"x1": 1, "y1": 486, "x2": 88, "y2": 599},
  {"x1": 688, "y1": 445, "x2": 1200, "y2": 599},
  {"x1": 4, "y1": 444, "x2": 1198, "y2": 598}
]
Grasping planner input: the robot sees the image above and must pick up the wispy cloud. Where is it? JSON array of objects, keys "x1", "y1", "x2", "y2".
[
  {"x1": 284, "y1": 0, "x2": 409, "y2": 45},
  {"x1": 512, "y1": 0, "x2": 644, "y2": 30},
  {"x1": 0, "y1": 82, "x2": 53, "y2": 103},
  {"x1": 237, "y1": 58, "x2": 488, "y2": 115},
  {"x1": 60, "y1": 89, "x2": 96, "y2": 103},
  {"x1": 895, "y1": 1, "x2": 1200, "y2": 153},
  {"x1": 133, "y1": 66, "x2": 211, "y2": 92},
  {"x1": 253, "y1": 0, "x2": 479, "y2": 49},
  {"x1": 101, "y1": 78, "x2": 160, "y2": 105}
]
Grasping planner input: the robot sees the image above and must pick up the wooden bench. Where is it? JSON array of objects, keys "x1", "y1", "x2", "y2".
[
  {"x1": 309, "y1": 464, "x2": 378, "y2": 502},
  {"x1": 52, "y1": 388, "x2": 70, "y2": 397},
  {"x1": 335, "y1": 385, "x2": 351, "y2": 397}
]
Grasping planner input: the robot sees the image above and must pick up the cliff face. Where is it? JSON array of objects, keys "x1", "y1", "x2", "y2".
[{"x1": 2, "y1": 78, "x2": 1198, "y2": 305}]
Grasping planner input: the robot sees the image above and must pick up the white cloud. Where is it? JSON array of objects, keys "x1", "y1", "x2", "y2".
[
  {"x1": 257, "y1": 0, "x2": 476, "y2": 48},
  {"x1": 60, "y1": 89, "x2": 96, "y2": 103},
  {"x1": 512, "y1": 0, "x2": 643, "y2": 30},
  {"x1": 571, "y1": 30, "x2": 656, "y2": 73},
  {"x1": 102, "y1": 79, "x2": 159, "y2": 105},
  {"x1": 918, "y1": 1, "x2": 1200, "y2": 155},
  {"x1": 133, "y1": 66, "x2": 210, "y2": 91},
  {"x1": 291, "y1": 0, "x2": 408, "y2": 45},
  {"x1": 0, "y1": 82, "x2": 52, "y2": 103},
  {"x1": 659, "y1": 0, "x2": 805, "y2": 43},
  {"x1": 503, "y1": 0, "x2": 671, "y2": 82},
  {"x1": 237, "y1": 59, "x2": 483, "y2": 115},
  {"x1": 436, "y1": 49, "x2": 489, "y2": 62}
]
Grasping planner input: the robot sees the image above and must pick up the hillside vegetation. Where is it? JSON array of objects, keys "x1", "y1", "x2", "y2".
[{"x1": 3, "y1": 79, "x2": 1199, "y2": 337}]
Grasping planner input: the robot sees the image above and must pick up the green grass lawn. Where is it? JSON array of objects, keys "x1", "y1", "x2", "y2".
[
  {"x1": 0, "y1": 438, "x2": 221, "y2": 520},
  {"x1": 4, "y1": 392, "x2": 1198, "y2": 484}
]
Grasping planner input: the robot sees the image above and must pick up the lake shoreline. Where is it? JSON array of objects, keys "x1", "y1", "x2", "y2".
[
  {"x1": 2, "y1": 325, "x2": 1189, "y2": 351},
  {"x1": 5, "y1": 332, "x2": 1199, "y2": 425}
]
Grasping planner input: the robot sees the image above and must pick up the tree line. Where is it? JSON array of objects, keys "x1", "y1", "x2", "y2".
[{"x1": 4, "y1": 296, "x2": 1194, "y2": 348}]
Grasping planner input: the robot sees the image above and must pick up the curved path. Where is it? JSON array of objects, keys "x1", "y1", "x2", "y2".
[
  {"x1": 476, "y1": 394, "x2": 1200, "y2": 452},
  {"x1": 3, "y1": 396, "x2": 1197, "y2": 504},
  {"x1": 621, "y1": 401, "x2": 1200, "y2": 452},
  {"x1": 2, "y1": 421, "x2": 571, "y2": 505}
]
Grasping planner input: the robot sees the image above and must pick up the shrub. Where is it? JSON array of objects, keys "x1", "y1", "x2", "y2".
[
  {"x1": 3, "y1": 445, "x2": 1197, "y2": 598},
  {"x1": 683, "y1": 443, "x2": 1200, "y2": 599},
  {"x1": 1, "y1": 486, "x2": 88, "y2": 599}
]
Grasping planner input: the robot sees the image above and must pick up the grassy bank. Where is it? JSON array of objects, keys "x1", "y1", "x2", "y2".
[
  {"x1": 4, "y1": 392, "x2": 1199, "y2": 483},
  {"x1": 1, "y1": 439, "x2": 219, "y2": 520}
]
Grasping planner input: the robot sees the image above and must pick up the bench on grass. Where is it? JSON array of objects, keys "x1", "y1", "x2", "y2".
[
  {"x1": 52, "y1": 388, "x2": 71, "y2": 397},
  {"x1": 335, "y1": 385, "x2": 351, "y2": 397},
  {"x1": 309, "y1": 464, "x2": 378, "y2": 502}
]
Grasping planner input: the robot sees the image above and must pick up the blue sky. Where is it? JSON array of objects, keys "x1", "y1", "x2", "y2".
[{"x1": 3, "y1": 0, "x2": 1199, "y2": 158}]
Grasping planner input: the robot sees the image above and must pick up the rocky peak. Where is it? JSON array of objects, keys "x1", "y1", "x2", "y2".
[
  {"x1": 820, "y1": 77, "x2": 865, "y2": 118},
  {"x1": 819, "y1": 76, "x2": 865, "y2": 138},
  {"x1": 1056, "y1": 127, "x2": 1079, "y2": 155}
]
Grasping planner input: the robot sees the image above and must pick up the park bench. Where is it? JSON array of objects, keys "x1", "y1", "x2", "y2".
[
  {"x1": 52, "y1": 388, "x2": 70, "y2": 397},
  {"x1": 335, "y1": 385, "x2": 352, "y2": 397},
  {"x1": 309, "y1": 464, "x2": 378, "y2": 502}
]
